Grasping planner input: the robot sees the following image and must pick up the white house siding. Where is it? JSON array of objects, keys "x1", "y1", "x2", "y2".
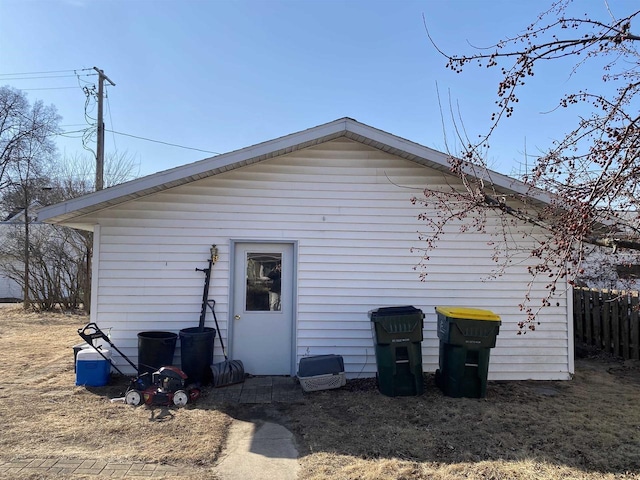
[
  {"x1": 0, "y1": 227, "x2": 23, "y2": 300},
  {"x1": 0, "y1": 270, "x2": 21, "y2": 300},
  {"x1": 89, "y1": 138, "x2": 571, "y2": 380}
]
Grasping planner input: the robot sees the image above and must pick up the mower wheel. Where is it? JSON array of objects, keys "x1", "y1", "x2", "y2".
[
  {"x1": 125, "y1": 389, "x2": 142, "y2": 406},
  {"x1": 173, "y1": 390, "x2": 189, "y2": 406}
]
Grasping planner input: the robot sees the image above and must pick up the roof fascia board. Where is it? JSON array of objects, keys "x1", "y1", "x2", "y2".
[
  {"x1": 345, "y1": 121, "x2": 453, "y2": 169},
  {"x1": 344, "y1": 121, "x2": 553, "y2": 205}
]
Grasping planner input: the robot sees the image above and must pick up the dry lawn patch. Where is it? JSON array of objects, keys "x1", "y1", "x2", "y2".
[
  {"x1": 0, "y1": 306, "x2": 231, "y2": 477},
  {"x1": 287, "y1": 357, "x2": 640, "y2": 480}
]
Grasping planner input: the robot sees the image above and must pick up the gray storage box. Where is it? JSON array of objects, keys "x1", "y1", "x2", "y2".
[
  {"x1": 298, "y1": 354, "x2": 344, "y2": 376},
  {"x1": 297, "y1": 355, "x2": 346, "y2": 392}
]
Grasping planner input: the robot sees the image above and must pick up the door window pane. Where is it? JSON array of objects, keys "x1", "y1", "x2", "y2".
[{"x1": 246, "y1": 253, "x2": 282, "y2": 311}]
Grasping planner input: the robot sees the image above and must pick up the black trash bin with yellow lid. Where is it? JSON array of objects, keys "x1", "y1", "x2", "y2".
[{"x1": 435, "y1": 306, "x2": 501, "y2": 398}]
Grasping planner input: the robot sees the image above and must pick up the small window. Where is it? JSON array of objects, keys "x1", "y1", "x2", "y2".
[{"x1": 245, "y1": 253, "x2": 282, "y2": 312}]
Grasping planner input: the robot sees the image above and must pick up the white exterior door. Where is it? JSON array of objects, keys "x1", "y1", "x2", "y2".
[{"x1": 231, "y1": 243, "x2": 295, "y2": 375}]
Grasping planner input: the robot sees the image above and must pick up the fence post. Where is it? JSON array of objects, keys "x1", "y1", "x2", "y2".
[
  {"x1": 622, "y1": 291, "x2": 631, "y2": 359},
  {"x1": 632, "y1": 293, "x2": 639, "y2": 361},
  {"x1": 574, "y1": 288, "x2": 584, "y2": 343},
  {"x1": 603, "y1": 290, "x2": 613, "y2": 354},
  {"x1": 612, "y1": 291, "x2": 621, "y2": 357},
  {"x1": 593, "y1": 289, "x2": 602, "y2": 350},
  {"x1": 584, "y1": 289, "x2": 592, "y2": 345}
]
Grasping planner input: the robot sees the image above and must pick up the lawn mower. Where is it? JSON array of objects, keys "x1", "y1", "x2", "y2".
[
  {"x1": 78, "y1": 322, "x2": 200, "y2": 407},
  {"x1": 124, "y1": 366, "x2": 200, "y2": 406}
]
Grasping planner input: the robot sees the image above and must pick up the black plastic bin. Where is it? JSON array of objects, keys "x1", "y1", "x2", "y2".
[
  {"x1": 179, "y1": 327, "x2": 216, "y2": 384},
  {"x1": 72, "y1": 342, "x2": 89, "y2": 372},
  {"x1": 369, "y1": 306, "x2": 424, "y2": 397},
  {"x1": 435, "y1": 306, "x2": 501, "y2": 398},
  {"x1": 137, "y1": 331, "x2": 178, "y2": 376}
]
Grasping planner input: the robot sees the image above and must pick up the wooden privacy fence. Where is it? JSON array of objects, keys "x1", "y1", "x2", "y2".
[{"x1": 573, "y1": 287, "x2": 640, "y2": 360}]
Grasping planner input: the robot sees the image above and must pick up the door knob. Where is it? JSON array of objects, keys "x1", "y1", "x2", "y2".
[{"x1": 234, "y1": 314, "x2": 241, "y2": 320}]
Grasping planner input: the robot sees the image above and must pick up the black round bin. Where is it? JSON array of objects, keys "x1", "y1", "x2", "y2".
[
  {"x1": 179, "y1": 327, "x2": 216, "y2": 384},
  {"x1": 137, "y1": 331, "x2": 178, "y2": 376}
]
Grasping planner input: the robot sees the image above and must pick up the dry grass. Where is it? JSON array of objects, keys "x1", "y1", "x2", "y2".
[
  {"x1": 1, "y1": 305, "x2": 639, "y2": 480},
  {"x1": 0, "y1": 306, "x2": 231, "y2": 479},
  {"x1": 287, "y1": 356, "x2": 640, "y2": 480}
]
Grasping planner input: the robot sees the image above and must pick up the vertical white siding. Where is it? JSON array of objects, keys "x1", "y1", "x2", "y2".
[
  {"x1": 92, "y1": 138, "x2": 571, "y2": 380},
  {"x1": 0, "y1": 269, "x2": 21, "y2": 300},
  {"x1": 90, "y1": 225, "x2": 100, "y2": 317},
  {"x1": 0, "y1": 228, "x2": 24, "y2": 300}
]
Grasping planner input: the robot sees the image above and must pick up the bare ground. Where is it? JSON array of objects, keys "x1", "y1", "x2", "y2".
[
  {"x1": 1, "y1": 305, "x2": 639, "y2": 479},
  {"x1": 287, "y1": 357, "x2": 640, "y2": 479}
]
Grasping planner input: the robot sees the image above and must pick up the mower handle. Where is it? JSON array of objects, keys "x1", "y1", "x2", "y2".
[
  {"x1": 78, "y1": 322, "x2": 109, "y2": 343},
  {"x1": 77, "y1": 322, "x2": 138, "y2": 373}
]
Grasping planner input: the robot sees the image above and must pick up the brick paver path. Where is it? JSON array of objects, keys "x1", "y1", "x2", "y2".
[{"x1": 0, "y1": 458, "x2": 192, "y2": 478}]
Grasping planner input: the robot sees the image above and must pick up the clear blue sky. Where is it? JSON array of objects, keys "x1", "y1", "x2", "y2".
[{"x1": 0, "y1": 0, "x2": 635, "y2": 180}]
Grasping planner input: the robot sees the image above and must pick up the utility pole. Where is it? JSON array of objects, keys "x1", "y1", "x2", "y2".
[
  {"x1": 22, "y1": 184, "x2": 29, "y2": 310},
  {"x1": 93, "y1": 67, "x2": 115, "y2": 191}
]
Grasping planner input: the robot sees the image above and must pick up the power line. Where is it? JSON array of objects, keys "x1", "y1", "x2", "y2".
[
  {"x1": 76, "y1": 69, "x2": 98, "y2": 158},
  {"x1": 55, "y1": 129, "x2": 91, "y2": 139},
  {"x1": 20, "y1": 86, "x2": 79, "y2": 91},
  {"x1": 2, "y1": 69, "x2": 220, "y2": 157},
  {"x1": 58, "y1": 129, "x2": 91, "y2": 135},
  {"x1": 105, "y1": 86, "x2": 117, "y2": 151},
  {"x1": 0, "y1": 68, "x2": 94, "y2": 93},
  {"x1": 0, "y1": 68, "x2": 92, "y2": 76},
  {"x1": 105, "y1": 129, "x2": 220, "y2": 155},
  {"x1": 57, "y1": 130, "x2": 88, "y2": 139},
  {"x1": 0, "y1": 73, "x2": 96, "y2": 81}
]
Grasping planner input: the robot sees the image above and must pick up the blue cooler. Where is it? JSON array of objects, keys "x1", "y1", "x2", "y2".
[{"x1": 76, "y1": 348, "x2": 111, "y2": 386}]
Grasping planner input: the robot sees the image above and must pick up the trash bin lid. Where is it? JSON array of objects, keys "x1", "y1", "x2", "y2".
[
  {"x1": 435, "y1": 306, "x2": 501, "y2": 322},
  {"x1": 368, "y1": 305, "x2": 424, "y2": 319}
]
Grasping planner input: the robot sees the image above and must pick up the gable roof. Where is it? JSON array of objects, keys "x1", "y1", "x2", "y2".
[
  {"x1": 2, "y1": 201, "x2": 44, "y2": 224},
  {"x1": 38, "y1": 117, "x2": 553, "y2": 226}
]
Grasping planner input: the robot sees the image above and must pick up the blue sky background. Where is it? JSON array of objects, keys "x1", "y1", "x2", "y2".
[{"x1": 1, "y1": 0, "x2": 636, "y2": 180}]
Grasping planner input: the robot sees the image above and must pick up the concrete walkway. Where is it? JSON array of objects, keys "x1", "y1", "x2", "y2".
[
  {"x1": 214, "y1": 420, "x2": 299, "y2": 480},
  {"x1": 211, "y1": 377, "x2": 302, "y2": 479}
]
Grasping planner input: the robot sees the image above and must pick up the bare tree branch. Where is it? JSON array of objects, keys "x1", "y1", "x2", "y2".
[{"x1": 421, "y1": 1, "x2": 640, "y2": 329}]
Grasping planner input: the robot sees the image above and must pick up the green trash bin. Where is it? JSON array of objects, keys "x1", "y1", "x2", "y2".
[
  {"x1": 435, "y1": 306, "x2": 501, "y2": 398},
  {"x1": 369, "y1": 306, "x2": 424, "y2": 397}
]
